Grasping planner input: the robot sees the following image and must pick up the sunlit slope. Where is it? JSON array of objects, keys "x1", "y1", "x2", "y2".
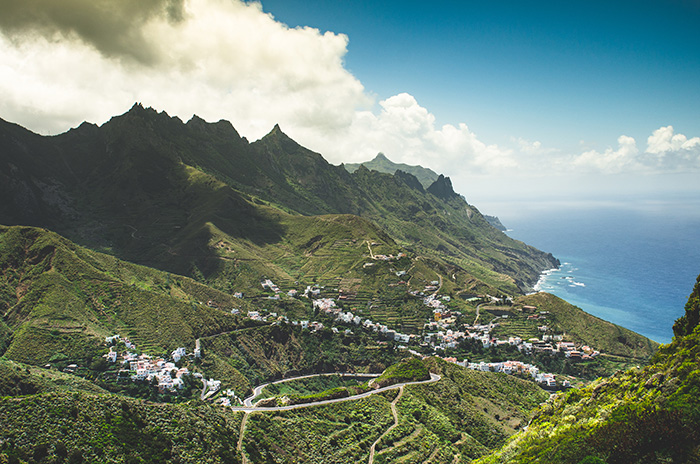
[
  {"x1": 476, "y1": 275, "x2": 700, "y2": 464},
  {"x1": 0, "y1": 225, "x2": 246, "y2": 366}
]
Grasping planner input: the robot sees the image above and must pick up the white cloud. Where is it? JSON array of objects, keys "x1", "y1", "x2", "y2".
[
  {"x1": 0, "y1": 0, "x2": 369, "y2": 139},
  {"x1": 303, "y1": 93, "x2": 517, "y2": 176},
  {"x1": 647, "y1": 125, "x2": 700, "y2": 154},
  {"x1": 0, "y1": 0, "x2": 698, "y2": 191},
  {"x1": 570, "y1": 127, "x2": 700, "y2": 174},
  {"x1": 572, "y1": 135, "x2": 641, "y2": 173}
]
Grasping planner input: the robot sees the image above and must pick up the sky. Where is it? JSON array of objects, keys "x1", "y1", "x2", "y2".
[{"x1": 1, "y1": 0, "x2": 699, "y2": 216}]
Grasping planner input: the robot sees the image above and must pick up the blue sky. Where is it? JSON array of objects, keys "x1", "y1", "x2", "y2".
[
  {"x1": 0, "y1": 0, "x2": 698, "y2": 214},
  {"x1": 260, "y1": 0, "x2": 700, "y2": 150}
]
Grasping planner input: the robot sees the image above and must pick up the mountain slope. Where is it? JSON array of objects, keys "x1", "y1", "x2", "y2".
[
  {"x1": 0, "y1": 105, "x2": 558, "y2": 295},
  {"x1": 476, "y1": 274, "x2": 700, "y2": 464},
  {"x1": 0, "y1": 225, "x2": 246, "y2": 366}
]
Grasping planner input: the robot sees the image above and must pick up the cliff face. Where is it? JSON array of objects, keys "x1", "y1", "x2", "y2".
[{"x1": 426, "y1": 174, "x2": 459, "y2": 200}]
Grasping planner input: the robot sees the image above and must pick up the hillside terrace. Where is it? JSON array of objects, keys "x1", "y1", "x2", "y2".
[{"x1": 233, "y1": 280, "x2": 603, "y2": 365}]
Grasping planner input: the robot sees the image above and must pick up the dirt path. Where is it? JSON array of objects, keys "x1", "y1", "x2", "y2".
[
  {"x1": 368, "y1": 385, "x2": 404, "y2": 464},
  {"x1": 423, "y1": 445, "x2": 439, "y2": 463},
  {"x1": 473, "y1": 303, "x2": 484, "y2": 325},
  {"x1": 237, "y1": 412, "x2": 249, "y2": 464}
]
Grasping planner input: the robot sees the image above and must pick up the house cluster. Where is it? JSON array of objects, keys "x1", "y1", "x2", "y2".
[
  {"x1": 216, "y1": 388, "x2": 241, "y2": 407},
  {"x1": 105, "y1": 334, "x2": 135, "y2": 350},
  {"x1": 248, "y1": 311, "x2": 286, "y2": 322},
  {"x1": 310, "y1": 297, "x2": 413, "y2": 344},
  {"x1": 419, "y1": 313, "x2": 601, "y2": 365},
  {"x1": 444, "y1": 358, "x2": 570, "y2": 389},
  {"x1": 103, "y1": 336, "x2": 206, "y2": 392},
  {"x1": 303, "y1": 285, "x2": 322, "y2": 298},
  {"x1": 115, "y1": 350, "x2": 190, "y2": 391},
  {"x1": 422, "y1": 294, "x2": 458, "y2": 324},
  {"x1": 424, "y1": 327, "x2": 466, "y2": 349},
  {"x1": 372, "y1": 252, "x2": 407, "y2": 262}
]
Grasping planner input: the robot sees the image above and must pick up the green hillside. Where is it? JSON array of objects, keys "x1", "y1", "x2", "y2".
[
  {"x1": 0, "y1": 105, "x2": 685, "y2": 464},
  {"x1": 216, "y1": 357, "x2": 550, "y2": 463},
  {"x1": 0, "y1": 225, "x2": 247, "y2": 365},
  {"x1": 0, "y1": 225, "x2": 422, "y2": 394},
  {"x1": 476, "y1": 274, "x2": 700, "y2": 464}
]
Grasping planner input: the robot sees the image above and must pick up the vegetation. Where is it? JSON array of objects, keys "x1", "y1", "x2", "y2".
[
  {"x1": 0, "y1": 392, "x2": 243, "y2": 464},
  {"x1": 475, "y1": 274, "x2": 700, "y2": 463},
  {"x1": 255, "y1": 374, "x2": 369, "y2": 400},
  {"x1": 240, "y1": 358, "x2": 549, "y2": 463},
  {"x1": 243, "y1": 394, "x2": 394, "y2": 463},
  {"x1": 1, "y1": 105, "x2": 691, "y2": 463},
  {"x1": 373, "y1": 357, "x2": 431, "y2": 388}
]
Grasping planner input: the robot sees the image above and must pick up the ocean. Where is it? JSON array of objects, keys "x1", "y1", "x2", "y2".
[{"x1": 500, "y1": 201, "x2": 700, "y2": 344}]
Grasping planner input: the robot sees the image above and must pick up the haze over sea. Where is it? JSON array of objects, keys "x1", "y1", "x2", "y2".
[{"x1": 498, "y1": 197, "x2": 700, "y2": 344}]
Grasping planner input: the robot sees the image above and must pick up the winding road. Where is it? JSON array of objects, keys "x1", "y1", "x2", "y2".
[
  {"x1": 233, "y1": 372, "x2": 441, "y2": 463},
  {"x1": 233, "y1": 372, "x2": 441, "y2": 412},
  {"x1": 243, "y1": 372, "x2": 381, "y2": 407},
  {"x1": 473, "y1": 302, "x2": 484, "y2": 325}
]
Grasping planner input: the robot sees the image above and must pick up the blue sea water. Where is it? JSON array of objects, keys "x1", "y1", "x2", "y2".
[{"x1": 502, "y1": 203, "x2": 700, "y2": 344}]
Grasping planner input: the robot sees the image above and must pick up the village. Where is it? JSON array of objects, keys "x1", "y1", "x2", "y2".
[
  {"x1": 249, "y1": 277, "x2": 601, "y2": 389},
  {"x1": 98, "y1": 271, "x2": 600, "y2": 401},
  {"x1": 102, "y1": 335, "x2": 241, "y2": 404}
]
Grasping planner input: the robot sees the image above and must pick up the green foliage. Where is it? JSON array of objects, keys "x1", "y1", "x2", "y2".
[
  {"x1": 517, "y1": 292, "x2": 658, "y2": 359},
  {"x1": 475, "y1": 275, "x2": 700, "y2": 464},
  {"x1": 0, "y1": 358, "x2": 107, "y2": 396},
  {"x1": 243, "y1": 395, "x2": 392, "y2": 463},
  {"x1": 257, "y1": 374, "x2": 368, "y2": 400},
  {"x1": 202, "y1": 322, "x2": 406, "y2": 393},
  {"x1": 0, "y1": 391, "x2": 243, "y2": 463},
  {"x1": 374, "y1": 357, "x2": 430, "y2": 388},
  {"x1": 673, "y1": 274, "x2": 700, "y2": 337}
]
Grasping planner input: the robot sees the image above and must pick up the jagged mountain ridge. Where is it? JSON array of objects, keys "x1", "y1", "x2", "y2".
[{"x1": 0, "y1": 104, "x2": 557, "y2": 294}]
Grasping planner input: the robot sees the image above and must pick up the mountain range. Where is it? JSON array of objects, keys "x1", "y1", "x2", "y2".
[
  {"x1": 0, "y1": 105, "x2": 695, "y2": 464},
  {"x1": 0, "y1": 104, "x2": 557, "y2": 297}
]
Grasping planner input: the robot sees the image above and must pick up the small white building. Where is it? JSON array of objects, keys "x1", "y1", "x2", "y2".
[{"x1": 171, "y1": 347, "x2": 186, "y2": 363}]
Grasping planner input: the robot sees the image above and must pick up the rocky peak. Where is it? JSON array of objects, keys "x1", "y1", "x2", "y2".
[{"x1": 426, "y1": 174, "x2": 458, "y2": 200}]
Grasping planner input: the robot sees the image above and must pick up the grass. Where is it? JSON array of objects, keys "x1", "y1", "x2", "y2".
[
  {"x1": 238, "y1": 358, "x2": 549, "y2": 463},
  {"x1": 255, "y1": 374, "x2": 369, "y2": 401},
  {"x1": 515, "y1": 293, "x2": 659, "y2": 359}
]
